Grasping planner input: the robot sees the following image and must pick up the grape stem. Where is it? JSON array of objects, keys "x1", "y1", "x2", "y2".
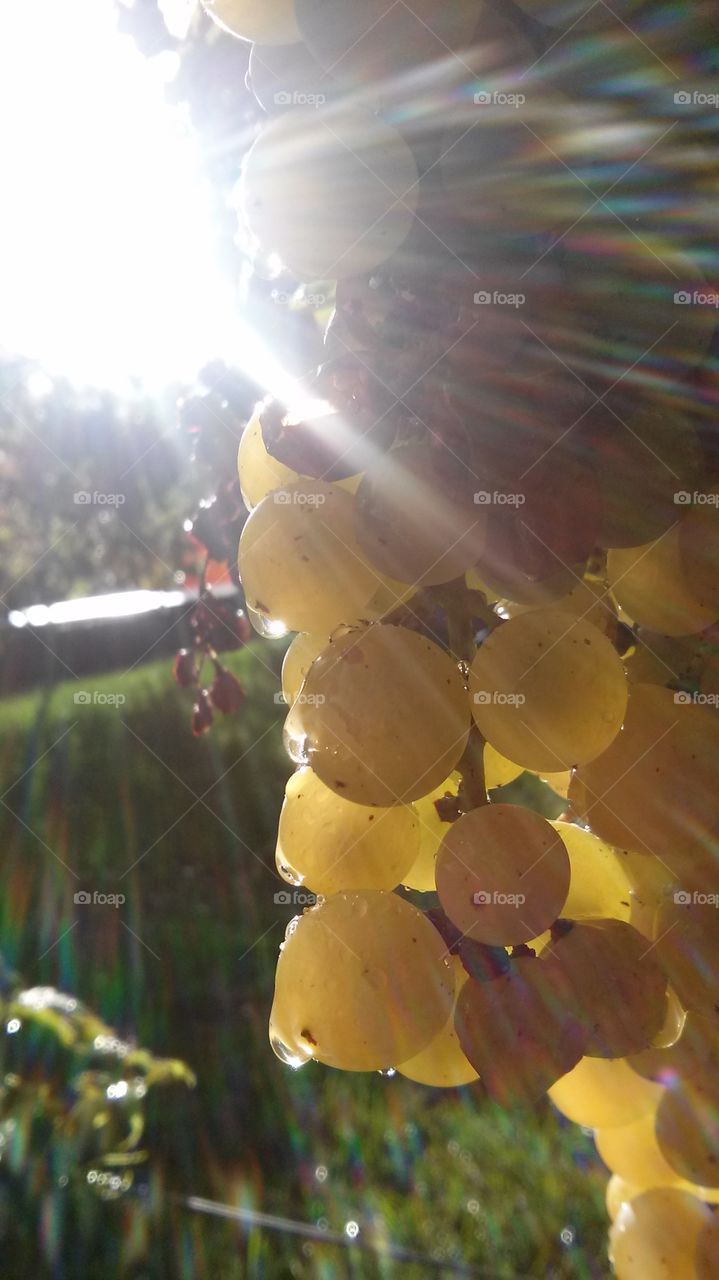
[{"x1": 456, "y1": 723, "x2": 488, "y2": 812}]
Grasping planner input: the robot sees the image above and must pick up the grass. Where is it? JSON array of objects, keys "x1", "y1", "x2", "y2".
[{"x1": 0, "y1": 644, "x2": 609, "y2": 1278}]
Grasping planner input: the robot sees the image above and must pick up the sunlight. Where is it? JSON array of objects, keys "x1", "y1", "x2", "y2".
[{"x1": 0, "y1": 0, "x2": 277, "y2": 393}]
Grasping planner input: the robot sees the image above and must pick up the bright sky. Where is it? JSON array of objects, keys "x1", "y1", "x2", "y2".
[{"x1": 0, "y1": 0, "x2": 266, "y2": 392}]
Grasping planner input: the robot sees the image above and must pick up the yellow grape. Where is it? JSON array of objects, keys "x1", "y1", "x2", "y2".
[
  {"x1": 201, "y1": 0, "x2": 300, "y2": 44},
  {"x1": 538, "y1": 770, "x2": 572, "y2": 799},
  {"x1": 469, "y1": 609, "x2": 628, "y2": 772},
  {"x1": 238, "y1": 480, "x2": 378, "y2": 634},
  {"x1": 549, "y1": 1056, "x2": 663, "y2": 1129},
  {"x1": 484, "y1": 743, "x2": 523, "y2": 790},
  {"x1": 608, "y1": 525, "x2": 718, "y2": 636},
  {"x1": 609, "y1": 1188, "x2": 712, "y2": 1280},
  {"x1": 269, "y1": 890, "x2": 453, "y2": 1071},
  {"x1": 238, "y1": 408, "x2": 301, "y2": 510},
  {"x1": 596, "y1": 1108, "x2": 684, "y2": 1188},
  {"x1": 570, "y1": 684, "x2": 719, "y2": 889},
  {"x1": 396, "y1": 957, "x2": 478, "y2": 1088},
  {"x1": 403, "y1": 774, "x2": 461, "y2": 893},
  {"x1": 696, "y1": 1214, "x2": 719, "y2": 1280},
  {"x1": 652, "y1": 898, "x2": 719, "y2": 1018},
  {"x1": 550, "y1": 822, "x2": 633, "y2": 923},
  {"x1": 281, "y1": 632, "x2": 327, "y2": 705},
  {"x1": 679, "y1": 490, "x2": 719, "y2": 615},
  {"x1": 656, "y1": 1075, "x2": 719, "y2": 1188},
  {"x1": 436, "y1": 804, "x2": 570, "y2": 947},
  {"x1": 606, "y1": 1175, "x2": 643, "y2": 1222},
  {"x1": 275, "y1": 767, "x2": 419, "y2": 895},
  {"x1": 242, "y1": 107, "x2": 418, "y2": 279},
  {"x1": 284, "y1": 624, "x2": 470, "y2": 806},
  {"x1": 627, "y1": 1010, "x2": 719, "y2": 1085},
  {"x1": 541, "y1": 920, "x2": 667, "y2": 1057}
]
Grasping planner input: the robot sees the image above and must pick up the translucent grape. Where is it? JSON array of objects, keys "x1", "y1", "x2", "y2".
[
  {"x1": 656, "y1": 1076, "x2": 719, "y2": 1188},
  {"x1": 548, "y1": 1056, "x2": 663, "y2": 1129},
  {"x1": 238, "y1": 408, "x2": 302, "y2": 510},
  {"x1": 276, "y1": 767, "x2": 419, "y2": 895},
  {"x1": 403, "y1": 774, "x2": 461, "y2": 893},
  {"x1": 679, "y1": 490, "x2": 719, "y2": 616},
  {"x1": 549, "y1": 821, "x2": 633, "y2": 923},
  {"x1": 596, "y1": 1108, "x2": 685, "y2": 1189},
  {"x1": 469, "y1": 609, "x2": 628, "y2": 772},
  {"x1": 354, "y1": 443, "x2": 487, "y2": 587},
  {"x1": 269, "y1": 890, "x2": 454, "y2": 1071},
  {"x1": 609, "y1": 1188, "x2": 712, "y2": 1280},
  {"x1": 608, "y1": 525, "x2": 718, "y2": 637},
  {"x1": 436, "y1": 804, "x2": 570, "y2": 946},
  {"x1": 628, "y1": 1011, "x2": 717, "y2": 1085},
  {"x1": 541, "y1": 919, "x2": 667, "y2": 1058},
  {"x1": 396, "y1": 957, "x2": 478, "y2": 1088},
  {"x1": 652, "y1": 898, "x2": 719, "y2": 1018},
  {"x1": 285, "y1": 624, "x2": 470, "y2": 806},
  {"x1": 606, "y1": 1175, "x2": 643, "y2": 1222},
  {"x1": 484, "y1": 744, "x2": 523, "y2": 791},
  {"x1": 238, "y1": 480, "x2": 378, "y2": 634},
  {"x1": 454, "y1": 955, "x2": 584, "y2": 1107},
  {"x1": 242, "y1": 107, "x2": 418, "y2": 280},
  {"x1": 570, "y1": 684, "x2": 719, "y2": 890},
  {"x1": 281, "y1": 632, "x2": 327, "y2": 706},
  {"x1": 201, "y1": 0, "x2": 300, "y2": 44}
]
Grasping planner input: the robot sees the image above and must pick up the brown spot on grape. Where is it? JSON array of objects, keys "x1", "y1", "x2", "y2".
[{"x1": 300, "y1": 1028, "x2": 317, "y2": 1047}]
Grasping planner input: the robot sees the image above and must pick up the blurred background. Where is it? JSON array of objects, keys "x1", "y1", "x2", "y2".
[{"x1": 0, "y1": 1, "x2": 609, "y2": 1275}]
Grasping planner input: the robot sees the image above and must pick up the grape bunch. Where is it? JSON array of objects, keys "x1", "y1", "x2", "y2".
[{"x1": 201, "y1": 0, "x2": 719, "y2": 1272}]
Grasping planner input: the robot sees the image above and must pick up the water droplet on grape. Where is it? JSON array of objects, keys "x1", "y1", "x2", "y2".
[{"x1": 270, "y1": 1033, "x2": 310, "y2": 1069}]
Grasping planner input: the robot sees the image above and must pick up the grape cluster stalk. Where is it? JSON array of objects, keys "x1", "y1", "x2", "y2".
[{"x1": 200, "y1": 0, "x2": 719, "y2": 1272}]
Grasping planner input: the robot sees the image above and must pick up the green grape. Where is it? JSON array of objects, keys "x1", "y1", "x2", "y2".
[
  {"x1": 550, "y1": 822, "x2": 633, "y2": 923},
  {"x1": 606, "y1": 1175, "x2": 643, "y2": 1222},
  {"x1": 436, "y1": 804, "x2": 570, "y2": 946},
  {"x1": 628, "y1": 1011, "x2": 718, "y2": 1085},
  {"x1": 269, "y1": 890, "x2": 454, "y2": 1071},
  {"x1": 242, "y1": 107, "x2": 418, "y2": 279},
  {"x1": 484, "y1": 743, "x2": 523, "y2": 790},
  {"x1": 609, "y1": 1188, "x2": 712, "y2": 1280},
  {"x1": 548, "y1": 1056, "x2": 663, "y2": 1129},
  {"x1": 275, "y1": 767, "x2": 419, "y2": 895},
  {"x1": 570, "y1": 684, "x2": 719, "y2": 890},
  {"x1": 403, "y1": 774, "x2": 461, "y2": 893},
  {"x1": 238, "y1": 406, "x2": 300, "y2": 510},
  {"x1": 454, "y1": 954, "x2": 585, "y2": 1107},
  {"x1": 354, "y1": 443, "x2": 488, "y2": 588},
  {"x1": 284, "y1": 624, "x2": 470, "y2": 806},
  {"x1": 596, "y1": 1107, "x2": 685, "y2": 1189},
  {"x1": 238, "y1": 480, "x2": 378, "y2": 634},
  {"x1": 541, "y1": 919, "x2": 667, "y2": 1058},
  {"x1": 281, "y1": 632, "x2": 327, "y2": 705},
  {"x1": 608, "y1": 525, "x2": 718, "y2": 637},
  {"x1": 469, "y1": 609, "x2": 628, "y2": 772},
  {"x1": 587, "y1": 400, "x2": 700, "y2": 550},
  {"x1": 201, "y1": 0, "x2": 300, "y2": 44},
  {"x1": 653, "y1": 898, "x2": 719, "y2": 1020},
  {"x1": 396, "y1": 957, "x2": 478, "y2": 1088},
  {"x1": 656, "y1": 1076, "x2": 719, "y2": 1188}
]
